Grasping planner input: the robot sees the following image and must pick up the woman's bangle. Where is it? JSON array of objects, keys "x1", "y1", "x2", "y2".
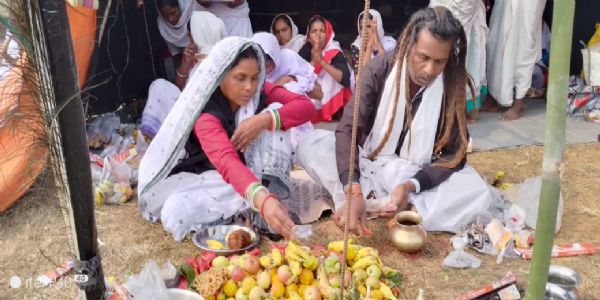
[
  {"x1": 260, "y1": 194, "x2": 279, "y2": 218},
  {"x1": 269, "y1": 109, "x2": 281, "y2": 131},
  {"x1": 176, "y1": 68, "x2": 189, "y2": 78},
  {"x1": 245, "y1": 182, "x2": 267, "y2": 211}
]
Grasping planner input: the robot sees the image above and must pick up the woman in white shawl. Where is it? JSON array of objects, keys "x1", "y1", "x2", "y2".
[
  {"x1": 298, "y1": 16, "x2": 353, "y2": 122},
  {"x1": 350, "y1": 9, "x2": 397, "y2": 74},
  {"x1": 141, "y1": 11, "x2": 226, "y2": 138},
  {"x1": 156, "y1": 0, "x2": 203, "y2": 55},
  {"x1": 138, "y1": 37, "x2": 317, "y2": 241},
  {"x1": 270, "y1": 14, "x2": 306, "y2": 53},
  {"x1": 197, "y1": 0, "x2": 253, "y2": 38}
]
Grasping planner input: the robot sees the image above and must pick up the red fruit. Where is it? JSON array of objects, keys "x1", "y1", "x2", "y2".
[{"x1": 231, "y1": 266, "x2": 246, "y2": 281}]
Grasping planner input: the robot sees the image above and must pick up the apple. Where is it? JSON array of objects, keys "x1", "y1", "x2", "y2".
[
  {"x1": 231, "y1": 266, "x2": 246, "y2": 282},
  {"x1": 230, "y1": 255, "x2": 241, "y2": 266},
  {"x1": 366, "y1": 265, "x2": 382, "y2": 280},
  {"x1": 243, "y1": 256, "x2": 260, "y2": 274},
  {"x1": 304, "y1": 286, "x2": 322, "y2": 300},
  {"x1": 212, "y1": 256, "x2": 230, "y2": 268},
  {"x1": 256, "y1": 271, "x2": 271, "y2": 289},
  {"x1": 324, "y1": 255, "x2": 340, "y2": 274},
  {"x1": 365, "y1": 276, "x2": 380, "y2": 288},
  {"x1": 259, "y1": 255, "x2": 272, "y2": 269},
  {"x1": 327, "y1": 273, "x2": 341, "y2": 288},
  {"x1": 248, "y1": 286, "x2": 266, "y2": 300},
  {"x1": 235, "y1": 288, "x2": 248, "y2": 300},
  {"x1": 353, "y1": 268, "x2": 368, "y2": 282},
  {"x1": 277, "y1": 265, "x2": 293, "y2": 283}
]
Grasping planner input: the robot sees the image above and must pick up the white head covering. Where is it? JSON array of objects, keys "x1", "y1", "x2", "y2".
[
  {"x1": 190, "y1": 11, "x2": 228, "y2": 56},
  {"x1": 270, "y1": 14, "x2": 306, "y2": 53},
  {"x1": 138, "y1": 37, "x2": 266, "y2": 198},
  {"x1": 157, "y1": 0, "x2": 201, "y2": 51},
  {"x1": 351, "y1": 9, "x2": 397, "y2": 55},
  {"x1": 252, "y1": 32, "x2": 316, "y2": 93}
]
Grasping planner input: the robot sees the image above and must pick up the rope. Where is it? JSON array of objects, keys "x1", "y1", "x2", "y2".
[{"x1": 340, "y1": 1, "x2": 371, "y2": 298}]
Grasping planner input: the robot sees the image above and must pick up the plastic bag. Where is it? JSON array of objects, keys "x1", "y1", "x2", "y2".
[
  {"x1": 514, "y1": 176, "x2": 563, "y2": 233},
  {"x1": 443, "y1": 235, "x2": 482, "y2": 269},
  {"x1": 87, "y1": 113, "x2": 120, "y2": 149},
  {"x1": 124, "y1": 261, "x2": 169, "y2": 300},
  {"x1": 582, "y1": 43, "x2": 600, "y2": 86},
  {"x1": 504, "y1": 204, "x2": 525, "y2": 232}
]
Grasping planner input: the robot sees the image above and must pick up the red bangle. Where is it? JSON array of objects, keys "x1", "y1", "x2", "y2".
[{"x1": 260, "y1": 194, "x2": 279, "y2": 218}]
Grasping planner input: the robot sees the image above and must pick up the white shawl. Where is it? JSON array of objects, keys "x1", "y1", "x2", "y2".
[
  {"x1": 138, "y1": 37, "x2": 266, "y2": 198},
  {"x1": 252, "y1": 32, "x2": 316, "y2": 94},
  {"x1": 351, "y1": 9, "x2": 397, "y2": 57},
  {"x1": 270, "y1": 14, "x2": 306, "y2": 53},
  {"x1": 157, "y1": 0, "x2": 203, "y2": 52},
  {"x1": 363, "y1": 60, "x2": 444, "y2": 166},
  {"x1": 190, "y1": 11, "x2": 227, "y2": 56}
]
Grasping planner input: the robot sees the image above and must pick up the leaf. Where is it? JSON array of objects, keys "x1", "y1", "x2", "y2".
[
  {"x1": 384, "y1": 270, "x2": 402, "y2": 288},
  {"x1": 178, "y1": 263, "x2": 196, "y2": 283}
]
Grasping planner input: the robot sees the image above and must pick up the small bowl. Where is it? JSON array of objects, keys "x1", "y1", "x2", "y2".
[
  {"x1": 546, "y1": 283, "x2": 577, "y2": 300},
  {"x1": 548, "y1": 265, "x2": 581, "y2": 291},
  {"x1": 192, "y1": 225, "x2": 259, "y2": 255}
]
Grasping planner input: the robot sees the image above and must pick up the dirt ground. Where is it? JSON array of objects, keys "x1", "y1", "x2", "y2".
[{"x1": 1, "y1": 143, "x2": 600, "y2": 299}]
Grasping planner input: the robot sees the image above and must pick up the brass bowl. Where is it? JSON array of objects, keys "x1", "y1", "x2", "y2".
[{"x1": 387, "y1": 211, "x2": 427, "y2": 253}]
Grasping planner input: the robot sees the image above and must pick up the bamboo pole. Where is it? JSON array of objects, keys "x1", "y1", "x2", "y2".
[{"x1": 525, "y1": 0, "x2": 575, "y2": 298}]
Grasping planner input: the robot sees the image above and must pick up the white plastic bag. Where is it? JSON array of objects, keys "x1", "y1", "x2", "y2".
[
  {"x1": 514, "y1": 177, "x2": 563, "y2": 233},
  {"x1": 582, "y1": 43, "x2": 600, "y2": 86},
  {"x1": 443, "y1": 235, "x2": 482, "y2": 269},
  {"x1": 124, "y1": 261, "x2": 169, "y2": 300}
]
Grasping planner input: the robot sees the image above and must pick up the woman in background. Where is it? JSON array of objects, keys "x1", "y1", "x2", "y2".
[
  {"x1": 270, "y1": 14, "x2": 305, "y2": 53},
  {"x1": 350, "y1": 9, "x2": 397, "y2": 74},
  {"x1": 298, "y1": 16, "x2": 353, "y2": 122},
  {"x1": 156, "y1": 0, "x2": 201, "y2": 55},
  {"x1": 197, "y1": 0, "x2": 253, "y2": 38}
]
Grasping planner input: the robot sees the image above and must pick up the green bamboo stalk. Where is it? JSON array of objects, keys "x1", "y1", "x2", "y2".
[{"x1": 525, "y1": 0, "x2": 575, "y2": 298}]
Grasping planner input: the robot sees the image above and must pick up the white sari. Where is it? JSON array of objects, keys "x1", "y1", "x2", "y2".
[
  {"x1": 202, "y1": 1, "x2": 253, "y2": 38},
  {"x1": 156, "y1": 0, "x2": 203, "y2": 55},
  {"x1": 296, "y1": 61, "x2": 493, "y2": 233},
  {"x1": 138, "y1": 37, "x2": 292, "y2": 241},
  {"x1": 351, "y1": 9, "x2": 397, "y2": 58}
]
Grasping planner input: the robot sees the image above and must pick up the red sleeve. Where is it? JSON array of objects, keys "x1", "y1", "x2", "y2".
[
  {"x1": 195, "y1": 113, "x2": 258, "y2": 197},
  {"x1": 263, "y1": 82, "x2": 317, "y2": 130}
]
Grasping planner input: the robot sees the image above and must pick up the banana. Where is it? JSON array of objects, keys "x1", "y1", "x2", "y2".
[
  {"x1": 271, "y1": 248, "x2": 283, "y2": 267},
  {"x1": 286, "y1": 241, "x2": 310, "y2": 262},
  {"x1": 356, "y1": 247, "x2": 379, "y2": 260},
  {"x1": 351, "y1": 256, "x2": 380, "y2": 271},
  {"x1": 317, "y1": 263, "x2": 340, "y2": 300},
  {"x1": 379, "y1": 282, "x2": 398, "y2": 300},
  {"x1": 327, "y1": 240, "x2": 359, "y2": 261}
]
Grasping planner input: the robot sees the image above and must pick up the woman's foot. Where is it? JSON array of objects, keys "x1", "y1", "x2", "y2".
[{"x1": 500, "y1": 99, "x2": 526, "y2": 121}]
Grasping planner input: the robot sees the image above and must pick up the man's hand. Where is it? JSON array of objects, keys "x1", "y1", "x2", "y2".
[
  {"x1": 254, "y1": 190, "x2": 295, "y2": 239},
  {"x1": 231, "y1": 113, "x2": 272, "y2": 151},
  {"x1": 136, "y1": 0, "x2": 144, "y2": 8},
  {"x1": 332, "y1": 185, "x2": 373, "y2": 236},
  {"x1": 227, "y1": 0, "x2": 244, "y2": 8},
  {"x1": 379, "y1": 181, "x2": 415, "y2": 217}
]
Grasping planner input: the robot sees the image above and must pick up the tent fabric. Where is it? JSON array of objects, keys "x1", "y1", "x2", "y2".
[{"x1": 66, "y1": 3, "x2": 97, "y2": 89}]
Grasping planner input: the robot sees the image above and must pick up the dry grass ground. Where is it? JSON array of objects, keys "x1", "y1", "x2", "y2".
[{"x1": 1, "y1": 143, "x2": 600, "y2": 299}]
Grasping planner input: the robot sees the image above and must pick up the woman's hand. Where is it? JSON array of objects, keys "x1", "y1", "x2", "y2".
[
  {"x1": 275, "y1": 75, "x2": 296, "y2": 86},
  {"x1": 307, "y1": 82, "x2": 323, "y2": 101},
  {"x1": 227, "y1": 0, "x2": 244, "y2": 8},
  {"x1": 254, "y1": 190, "x2": 295, "y2": 239},
  {"x1": 310, "y1": 42, "x2": 323, "y2": 66},
  {"x1": 231, "y1": 113, "x2": 272, "y2": 151},
  {"x1": 180, "y1": 42, "x2": 199, "y2": 75},
  {"x1": 197, "y1": 0, "x2": 212, "y2": 7}
]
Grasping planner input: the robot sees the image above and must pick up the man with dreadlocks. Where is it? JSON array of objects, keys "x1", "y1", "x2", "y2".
[{"x1": 296, "y1": 7, "x2": 494, "y2": 235}]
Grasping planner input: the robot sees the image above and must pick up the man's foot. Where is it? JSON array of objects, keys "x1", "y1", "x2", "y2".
[
  {"x1": 500, "y1": 99, "x2": 525, "y2": 121},
  {"x1": 480, "y1": 94, "x2": 500, "y2": 112}
]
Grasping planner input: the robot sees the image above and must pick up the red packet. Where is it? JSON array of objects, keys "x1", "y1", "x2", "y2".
[
  {"x1": 455, "y1": 272, "x2": 517, "y2": 300},
  {"x1": 515, "y1": 242, "x2": 600, "y2": 260}
]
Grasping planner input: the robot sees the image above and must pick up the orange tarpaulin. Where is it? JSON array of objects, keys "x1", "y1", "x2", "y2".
[
  {"x1": 0, "y1": 59, "x2": 47, "y2": 212},
  {"x1": 66, "y1": 3, "x2": 97, "y2": 88}
]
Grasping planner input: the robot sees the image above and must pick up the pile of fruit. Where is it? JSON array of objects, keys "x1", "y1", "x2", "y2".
[{"x1": 178, "y1": 240, "x2": 401, "y2": 300}]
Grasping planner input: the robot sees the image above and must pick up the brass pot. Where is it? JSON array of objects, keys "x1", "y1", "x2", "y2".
[{"x1": 387, "y1": 211, "x2": 427, "y2": 253}]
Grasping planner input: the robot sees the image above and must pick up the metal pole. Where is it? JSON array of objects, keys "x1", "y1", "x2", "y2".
[{"x1": 36, "y1": 1, "x2": 105, "y2": 299}]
